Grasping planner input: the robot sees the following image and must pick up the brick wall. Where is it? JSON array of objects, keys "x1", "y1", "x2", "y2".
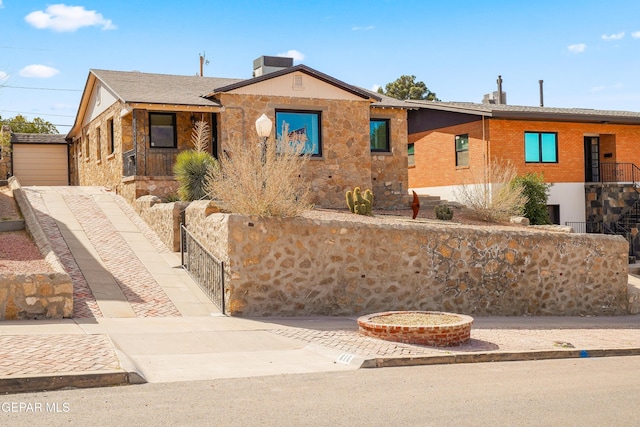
[{"x1": 409, "y1": 116, "x2": 640, "y2": 189}]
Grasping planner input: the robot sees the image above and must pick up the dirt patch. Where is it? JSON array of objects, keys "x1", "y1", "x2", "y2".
[
  {"x1": 0, "y1": 185, "x2": 21, "y2": 221},
  {"x1": 369, "y1": 312, "x2": 462, "y2": 326},
  {"x1": 0, "y1": 231, "x2": 53, "y2": 274}
]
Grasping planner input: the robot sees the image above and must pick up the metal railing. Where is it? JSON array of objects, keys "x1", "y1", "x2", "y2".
[
  {"x1": 565, "y1": 221, "x2": 603, "y2": 234},
  {"x1": 180, "y1": 224, "x2": 225, "y2": 314},
  {"x1": 599, "y1": 162, "x2": 640, "y2": 184}
]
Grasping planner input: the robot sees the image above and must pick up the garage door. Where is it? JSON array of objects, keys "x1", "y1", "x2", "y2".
[{"x1": 13, "y1": 144, "x2": 69, "y2": 186}]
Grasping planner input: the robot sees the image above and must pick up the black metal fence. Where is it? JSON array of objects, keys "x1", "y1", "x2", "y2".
[
  {"x1": 180, "y1": 224, "x2": 225, "y2": 314},
  {"x1": 600, "y1": 162, "x2": 640, "y2": 183},
  {"x1": 564, "y1": 222, "x2": 604, "y2": 234}
]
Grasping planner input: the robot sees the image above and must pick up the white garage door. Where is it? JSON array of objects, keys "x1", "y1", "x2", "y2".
[{"x1": 13, "y1": 144, "x2": 69, "y2": 186}]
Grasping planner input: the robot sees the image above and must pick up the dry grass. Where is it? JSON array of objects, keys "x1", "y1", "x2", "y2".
[
  {"x1": 206, "y1": 128, "x2": 312, "y2": 217},
  {"x1": 454, "y1": 161, "x2": 527, "y2": 222}
]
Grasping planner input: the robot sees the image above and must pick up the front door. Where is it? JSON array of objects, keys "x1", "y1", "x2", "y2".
[{"x1": 584, "y1": 136, "x2": 600, "y2": 182}]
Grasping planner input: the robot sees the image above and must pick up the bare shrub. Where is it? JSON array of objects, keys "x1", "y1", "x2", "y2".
[
  {"x1": 206, "y1": 126, "x2": 312, "y2": 217},
  {"x1": 454, "y1": 161, "x2": 527, "y2": 222}
]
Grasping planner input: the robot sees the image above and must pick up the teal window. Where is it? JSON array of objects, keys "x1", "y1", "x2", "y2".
[
  {"x1": 275, "y1": 110, "x2": 321, "y2": 156},
  {"x1": 149, "y1": 113, "x2": 176, "y2": 148},
  {"x1": 408, "y1": 143, "x2": 415, "y2": 166},
  {"x1": 525, "y1": 132, "x2": 557, "y2": 163},
  {"x1": 455, "y1": 134, "x2": 469, "y2": 166},
  {"x1": 370, "y1": 119, "x2": 390, "y2": 152}
]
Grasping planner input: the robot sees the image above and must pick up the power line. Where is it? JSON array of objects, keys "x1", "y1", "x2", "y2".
[
  {"x1": 0, "y1": 109, "x2": 75, "y2": 118},
  {"x1": 2, "y1": 85, "x2": 81, "y2": 92}
]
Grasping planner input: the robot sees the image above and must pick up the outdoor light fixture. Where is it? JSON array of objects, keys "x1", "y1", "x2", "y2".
[{"x1": 255, "y1": 113, "x2": 272, "y2": 163}]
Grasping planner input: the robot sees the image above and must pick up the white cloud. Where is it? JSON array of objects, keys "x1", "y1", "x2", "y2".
[
  {"x1": 277, "y1": 49, "x2": 305, "y2": 62},
  {"x1": 25, "y1": 4, "x2": 116, "y2": 32},
  {"x1": 0, "y1": 1, "x2": 4, "y2": 9},
  {"x1": 371, "y1": 84, "x2": 381, "y2": 92},
  {"x1": 632, "y1": 31, "x2": 640, "y2": 39},
  {"x1": 590, "y1": 85, "x2": 605, "y2": 92},
  {"x1": 0, "y1": 71, "x2": 8, "y2": 82},
  {"x1": 352, "y1": 25, "x2": 374, "y2": 31},
  {"x1": 19, "y1": 64, "x2": 60, "y2": 78},
  {"x1": 568, "y1": 43, "x2": 586, "y2": 53},
  {"x1": 602, "y1": 32, "x2": 625, "y2": 41}
]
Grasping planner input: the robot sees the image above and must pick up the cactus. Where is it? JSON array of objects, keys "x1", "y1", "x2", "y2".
[
  {"x1": 346, "y1": 187, "x2": 373, "y2": 215},
  {"x1": 434, "y1": 204, "x2": 454, "y2": 221}
]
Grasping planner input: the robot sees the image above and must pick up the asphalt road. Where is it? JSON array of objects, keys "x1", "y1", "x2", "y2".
[{"x1": 2, "y1": 356, "x2": 640, "y2": 426}]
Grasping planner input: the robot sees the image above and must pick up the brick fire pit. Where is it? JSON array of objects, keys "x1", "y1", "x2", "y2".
[{"x1": 357, "y1": 311, "x2": 474, "y2": 347}]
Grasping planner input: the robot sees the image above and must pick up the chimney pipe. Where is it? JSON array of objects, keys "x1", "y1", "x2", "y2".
[
  {"x1": 199, "y1": 55, "x2": 204, "y2": 77},
  {"x1": 539, "y1": 80, "x2": 544, "y2": 107},
  {"x1": 497, "y1": 75, "x2": 503, "y2": 104}
]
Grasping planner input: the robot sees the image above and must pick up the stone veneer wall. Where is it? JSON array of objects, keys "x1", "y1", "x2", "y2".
[
  {"x1": 183, "y1": 207, "x2": 629, "y2": 317},
  {"x1": 132, "y1": 195, "x2": 189, "y2": 252},
  {"x1": 370, "y1": 107, "x2": 410, "y2": 208},
  {"x1": 584, "y1": 183, "x2": 639, "y2": 226},
  {"x1": 1, "y1": 177, "x2": 73, "y2": 319},
  {"x1": 216, "y1": 93, "x2": 375, "y2": 209}
]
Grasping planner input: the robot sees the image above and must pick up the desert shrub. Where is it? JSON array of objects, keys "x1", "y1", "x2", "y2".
[
  {"x1": 173, "y1": 121, "x2": 217, "y2": 201},
  {"x1": 434, "y1": 204, "x2": 454, "y2": 220},
  {"x1": 205, "y1": 125, "x2": 312, "y2": 217},
  {"x1": 511, "y1": 173, "x2": 551, "y2": 225},
  {"x1": 454, "y1": 161, "x2": 527, "y2": 222}
]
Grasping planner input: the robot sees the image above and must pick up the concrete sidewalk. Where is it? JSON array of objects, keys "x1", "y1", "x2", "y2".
[
  {"x1": 1, "y1": 314, "x2": 639, "y2": 394},
  {"x1": 1, "y1": 186, "x2": 639, "y2": 394}
]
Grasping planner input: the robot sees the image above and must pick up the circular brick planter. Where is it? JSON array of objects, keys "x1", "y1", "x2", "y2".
[{"x1": 357, "y1": 311, "x2": 474, "y2": 347}]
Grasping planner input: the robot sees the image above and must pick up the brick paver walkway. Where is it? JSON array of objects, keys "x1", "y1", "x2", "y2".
[
  {"x1": 23, "y1": 188, "x2": 103, "y2": 319},
  {"x1": 271, "y1": 326, "x2": 640, "y2": 358},
  {"x1": 0, "y1": 335, "x2": 121, "y2": 376},
  {"x1": 23, "y1": 187, "x2": 180, "y2": 318}
]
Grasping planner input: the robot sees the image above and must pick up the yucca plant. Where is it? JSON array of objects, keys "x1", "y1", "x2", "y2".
[{"x1": 173, "y1": 120, "x2": 218, "y2": 201}]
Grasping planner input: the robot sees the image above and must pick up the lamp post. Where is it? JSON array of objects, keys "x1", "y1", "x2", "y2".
[{"x1": 255, "y1": 113, "x2": 273, "y2": 164}]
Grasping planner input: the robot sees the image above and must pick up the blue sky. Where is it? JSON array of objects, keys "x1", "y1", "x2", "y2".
[{"x1": 1, "y1": 0, "x2": 640, "y2": 134}]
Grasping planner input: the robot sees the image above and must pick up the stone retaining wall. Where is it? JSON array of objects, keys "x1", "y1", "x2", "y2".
[
  {"x1": 2, "y1": 177, "x2": 73, "y2": 319},
  {"x1": 132, "y1": 195, "x2": 189, "y2": 251},
  {"x1": 184, "y1": 208, "x2": 629, "y2": 317}
]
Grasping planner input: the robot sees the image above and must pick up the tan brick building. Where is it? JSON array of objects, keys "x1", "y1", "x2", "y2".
[
  {"x1": 67, "y1": 57, "x2": 411, "y2": 209},
  {"x1": 407, "y1": 101, "x2": 640, "y2": 227}
]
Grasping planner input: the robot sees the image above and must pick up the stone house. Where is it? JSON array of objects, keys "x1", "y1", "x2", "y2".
[
  {"x1": 407, "y1": 101, "x2": 640, "y2": 233},
  {"x1": 67, "y1": 57, "x2": 411, "y2": 209}
]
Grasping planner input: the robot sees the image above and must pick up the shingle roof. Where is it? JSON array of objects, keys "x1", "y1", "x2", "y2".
[
  {"x1": 407, "y1": 100, "x2": 640, "y2": 123},
  {"x1": 11, "y1": 133, "x2": 67, "y2": 144},
  {"x1": 91, "y1": 69, "x2": 243, "y2": 106},
  {"x1": 358, "y1": 87, "x2": 417, "y2": 109}
]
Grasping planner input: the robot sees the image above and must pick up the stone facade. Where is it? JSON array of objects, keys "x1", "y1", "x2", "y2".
[
  {"x1": 216, "y1": 93, "x2": 402, "y2": 209},
  {"x1": 183, "y1": 206, "x2": 629, "y2": 317},
  {"x1": 71, "y1": 73, "x2": 410, "y2": 210},
  {"x1": 0, "y1": 275, "x2": 73, "y2": 320}
]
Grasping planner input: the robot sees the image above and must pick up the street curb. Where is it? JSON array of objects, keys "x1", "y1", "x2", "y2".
[
  {"x1": 360, "y1": 347, "x2": 640, "y2": 368},
  {"x1": 0, "y1": 371, "x2": 144, "y2": 395}
]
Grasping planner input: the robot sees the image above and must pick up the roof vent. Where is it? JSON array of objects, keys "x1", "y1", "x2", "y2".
[{"x1": 253, "y1": 56, "x2": 293, "y2": 77}]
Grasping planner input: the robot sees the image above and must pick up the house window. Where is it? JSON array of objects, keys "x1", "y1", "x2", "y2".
[
  {"x1": 108, "y1": 118, "x2": 115, "y2": 154},
  {"x1": 455, "y1": 134, "x2": 469, "y2": 166},
  {"x1": 525, "y1": 132, "x2": 557, "y2": 163},
  {"x1": 275, "y1": 110, "x2": 322, "y2": 156},
  {"x1": 96, "y1": 127, "x2": 101, "y2": 161},
  {"x1": 408, "y1": 143, "x2": 415, "y2": 166},
  {"x1": 370, "y1": 119, "x2": 390, "y2": 152},
  {"x1": 149, "y1": 113, "x2": 176, "y2": 148}
]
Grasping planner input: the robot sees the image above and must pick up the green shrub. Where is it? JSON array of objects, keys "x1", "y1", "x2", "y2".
[
  {"x1": 511, "y1": 173, "x2": 551, "y2": 225},
  {"x1": 173, "y1": 120, "x2": 218, "y2": 202},
  {"x1": 174, "y1": 150, "x2": 217, "y2": 201},
  {"x1": 434, "y1": 204, "x2": 454, "y2": 220}
]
